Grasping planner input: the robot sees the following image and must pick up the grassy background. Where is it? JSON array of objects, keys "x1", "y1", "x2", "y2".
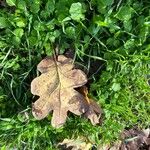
[{"x1": 0, "y1": 0, "x2": 150, "y2": 149}]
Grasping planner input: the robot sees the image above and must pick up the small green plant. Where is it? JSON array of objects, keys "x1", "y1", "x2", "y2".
[{"x1": 0, "y1": 0, "x2": 150, "y2": 149}]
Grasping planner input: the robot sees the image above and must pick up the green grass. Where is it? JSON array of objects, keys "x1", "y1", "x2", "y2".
[{"x1": 0, "y1": 0, "x2": 150, "y2": 149}]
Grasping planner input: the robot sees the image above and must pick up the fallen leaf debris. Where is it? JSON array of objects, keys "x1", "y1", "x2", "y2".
[
  {"x1": 98, "y1": 128, "x2": 150, "y2": 150},
  {"x1": 31, "y1": 55, "x2": 101, "y2": 128},
  {"x1": 58, "y1": 138, "x2": 92, "y2": 150}
]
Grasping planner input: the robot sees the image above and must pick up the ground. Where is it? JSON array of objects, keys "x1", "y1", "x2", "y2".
[{"x1": 0, "y1": 0, "x2": 150, "y2": 149}]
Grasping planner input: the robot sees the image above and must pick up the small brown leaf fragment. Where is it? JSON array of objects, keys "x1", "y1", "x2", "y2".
[
  {"x1": 78, "y1": 86, "x2": 102, "y2": 125},
  {"x1": 58, "y1": 138, "x2": 92, "y2": 150},
  {"x1": 97, "y1": 143, "x2": 110, "y2": 150},
  {"x1": 31, "y1": 55, "x2": 88, "y2": 128},
  {"x1": 98, "y1": 141, "x2": 122, "y2": 150},
  {"x1": 109, "y1": 141, "x2": 122, "y2": 150}
]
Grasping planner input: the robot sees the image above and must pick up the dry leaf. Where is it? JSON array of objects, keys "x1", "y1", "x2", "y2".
[
  {"x1": 121, "y1": 128, "x2": 150, "y2": 150},
  {"x1": 98, "y1": 141, "x2": 122, "y2": 150},
  {"x1": 78, "y1": 86, "x2": 102, "y2": 125},
  {"x1": 58, "y1": 138, "x2": 92, "y2": 150},
  {"x1": 31, "y1": 55, "x2": 88, "y2": 128},
  {"x1": 97, "y1": 144, "x2": 110, "y2": 150},
  {"x1": 98, "y1": 128, "x2": 150, "y2": 150}
]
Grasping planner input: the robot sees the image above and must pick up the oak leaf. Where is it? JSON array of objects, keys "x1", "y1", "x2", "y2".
[{"x1": 31, "y1": 55, "x2": 88, "y2": 128}]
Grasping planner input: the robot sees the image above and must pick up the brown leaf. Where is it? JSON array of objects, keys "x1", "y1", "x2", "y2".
[
  {"x1": 31, "y1": 55, "x2": 88, "y2": 128},
  {"x1": 78, "y1": 86, "x2": 102, "y2": 125},
  {"x1": 98, "y1": 128, "x2": 150, "y2": 150},
  {"x1": 121, "y1": 128, "x2": 150, "y2": 150},
  {"x1": 58, "y1": 138, "x2": 92, "y2": 150},
  {"x1": 98, "y1": 141, "x2": 122, "y2": 150},
  {"x1": 97, "y1": 144, "x2": 110, "y2": 150}
]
